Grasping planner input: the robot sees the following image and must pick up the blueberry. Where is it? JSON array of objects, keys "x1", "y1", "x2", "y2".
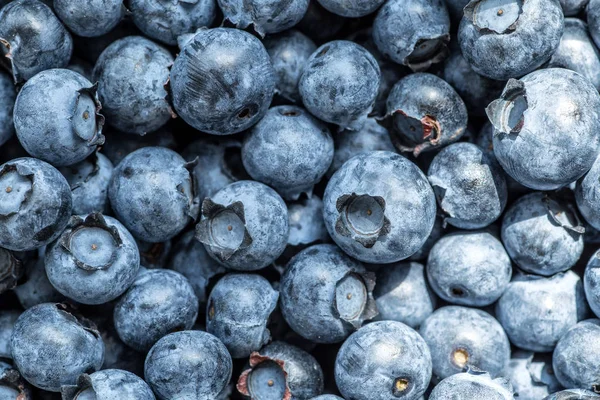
[
  {"x1": 45, "y1": 213, "x2": 140, "y2": 305},
  {"x1": 0, "y1": 72, "x2": 16, "y2": 147},
  {"x1": 552, "y1": 319, "x2": 600, "y2": 391},
  {"x1": 317, "y1": 0, "x2": 384, "y2": 17},
  {"x1": 0, "y1": 247, "x2": 22, "y2": 295},
  {"x1": 584, "y1": 249, "x2": 600, "y2": 318},
  {"x1": 280, "y1": 244, "x2": 377, "y2": 343},
  {"x1": 113, "y1": 269, "x2": 199, "y2": 352},
  {"x1": 170, "y1": 28, "x2": 275, "y2": 135},
  {"x1": 93, "y1": 36, "x2": 174, "y2": 135},
  {"x1": 237, "y1": 341, "x2": 324, "y2": 399},
  {"x1": 429, "y1": 367, "x2": 514, "y2": 400},
  {"x1": 0, "y1": 0, "x2": 73, "y2": 83},
  {"x1": 13, "y1": 69, "x2": 105, "y2": 166},
  {"x1": 0, "y1": 310, "x2": 19, "y2": 359},
  {"x1": 373, "y1": 0, "x2": 450, "y2": 71},
  {"x1": 384, "y1": 73, "x2": 468, "y2": 156},
  {"x1": 195, "y1": 180, "x2": 289, "y2": 271},
  {"x1": 54, "y1": 0, "x2": 124, "y2": 38},
  {"x1": 507, "y1": 351, "x2": 561, "y2": 400},
  {"x1": 496, "y1": 270, "x2": 589, "y2": 352},
  {"x1": 242, "y1": 105, "x2": 334, "y2": 200},
  {"x1": 501, "y1": 192, "x2": 584, "y2": 276},
  {"x1": 297, "y1": 1, "x2": 345, "y2": 42},
  {"x1": 11, "y1": 303, "x2": 104, "y2": 392},
  {"x1": 264, "y1": 30, "x2": 317, "y2": 103},
  {"x1": 299, "y1": 40, "x2": 380, "y2": 130},
  {"x1": 0, "y1": 158, "x2": 72, "y2": 251},
  {"x1": 373, "y1": 261, "x2": 437, "y2": 328},
  {"x1": 287, "y1": 195, "x2": 329, "y2": 248},
  {"x1": 129, "y1": 0, "x2": 216, "y2": 45},
  {"x1": 14, "y1": 250, "x2": 64, "y2": 309},
  {"x1": 323, "y1": 151, "x2": 436, "y2": 263},
  {"x1": 109, "y1": 147, "x2": 199, "y2": 243},
  {"x1": 427, "y1": 231, "x2": 512, "y2": 307},
  {"x1": 459, "y1": 0, "x2": 563, "y2": 80},
  {"x1": 409, "y1": 215, "x2": 445, "y2": 261},
  {"x1": 420, "y1": 306, "x2": 511, "y2": 380},
  {"x1": 59, "y1": 152, "x2": 113, "y2": 215},
  {"x1": 588, "y1": 0, "x2": 600, "y2": 48},
  {"x1": 547, "y1": 19, "x2": 600, "y2": 91},
  {"x1": 560, "y1": 0, "x2": 589, "y2": 14},
  {"x1": 335, "y1": 321, "x2": 431, "y2": 400},
  {"x1": 0, "y1": 360, "x2": 31, "y2": 399},
  {"x1": 61, "y1": 369, "x2": 155, "y2": 400},
  {"x1": 544, "y1": 389, "x2": 600, "y2": 399},
  {"x1": 145, "y1": 330, "x2": 232, "y2": 400}
]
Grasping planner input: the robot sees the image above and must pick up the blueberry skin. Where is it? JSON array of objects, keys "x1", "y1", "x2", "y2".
[
  {"x1": 14, "y1": 251, "x2": 64, "y2": 309},
  {"x1": 0, "y1": 0, "x2": 73, "y2": 84},
  {"x1": 0, "y1": 158, "x2": 72, "y2": 251},
  {"x1": 280, "y1": 244, "x2": 378, "y2": 343},
  {"x1": 553, "y1": 319, "x2": 600, "y2": 391},
  {"x1": 171, "y1": 28, "x2": 275, "y2": 135},
  {"x1": 195, "y1": 180, "x2": 289, "y2": 271},
  {"x1": 242, "y1": 105, "x2": 334, "y2": 200},
  {"x1": 93, "y1": 36, "x2": 173, "y2": 135},
  {"x1": 429, "y1": 368, "x2": 514, "y2": 400},
  {"x1": 218, "y1": 0, "x2": 309, "y2": 37},
  {"x1": 458, "y1": 0, "x2": 563, "y2": 80},
  {"x1": 59, "y1": 152, "x2": 113, "y2": 215},
  {"x1": 54, "y1": 0, "x2": 124, "y2": 37},
  {"x1": 61, "y1": 369, "x2": 155, "y2": 400},
  {"x1": 427, "y1": 231, "x2": 511, "y2": 307},
  {"x1": 496, "y1": 271, "x2": 589, "y2": 352},
  {"x1": 145, "y1": 330, "x2": 232, "y2": 400},
  {"x1": 575, "y1": 153, "x2": 600, "y2": 231},
  {"x1": 420, "y1": 306, "x2": 511, "y2": 380},
  {"x1": 0, "y1": 310, "x2": 19, "y2": 359},
  {"x1": 129, "y1": 0, "x2": 216, "y2": 46},
  {"x1": 335, "y1": 321, "x2": 432, "y2": 400},
  {"x1": 114, "y1": 269, "x2": 199, "y2": 352},
  {"x1": 207, "y1": 273, "x2": 278, "y2": 358},
  {"x1": 264, "y1": 30, "x2": 317, "y2": 103},
  {"x1": 507, "y1": 351, "x2": 561, "y2": 400},
  {"x1": 0, "y1": 72, "x2": 16, "y2": 147},
  {"x1": 299, "y1": 40, "x2": 381, "y2": 130},
  {"x1": 544, "y1": 389, "x2": 600, "y2": 400},
  {"x1": 287, "y1": 196, "x2": 329, "y2": 247},
  {"x1": 428, "y1": 143, "x2": 507, "y2": 229},
  {"x1": 323, "y1": 151, "x2": 436, "y2": 263},
  {"x1": 10, "y1": 303, "x2": 104, "y2": 392},
  {"x1": 547, "y1": 19, "x2": 600, "y2": 91},
  {"x1": 584, "y1": 249, "x2": 600, "y2": 318},
  {"x1": 373, "y1": 262, "x2": 436, "y2": 329},
  {"x1": 501, "y1": 192, "x2": 584, "y2": 276},
  {"x1": 317, "y1": 0, "x2": 384, "y2": 17},
  {"x1": 409, "y1": 214, "x2": 445, "y2": 261},
  {"x1": 373, "y1": 0, "x2": 450, "y2": 71},
  {"x1": 560, "y1": 0, "x2": 589, "y2": 15},
  {"x1": 14, "y1": 69, "x2": 105, "y2": 166},
  {"x1": 109, "y1": 147, "x2": 199, "y2": 243},
  {"x1": 385, "y1": 73, "x2": 468, "y2": 157},
  {"x1": 45, "y1": 213, "x2": 140, "y2": 305}
]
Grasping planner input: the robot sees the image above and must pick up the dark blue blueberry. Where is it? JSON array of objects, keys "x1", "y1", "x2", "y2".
[
  {"x1": 299, "y1": 40, "x2": 380, "y2": 130},
  {"x1": 552, "y1": 319, "x2": 600, "y2": 391},
  {"x1": 170, "y1": 28, "x2": 275, "y2": 135},
  {"x1": 14, "y1": 69, "x2": 104, "y2": 166},
  {"x1": 297, "y1": 1, "x2": 345, "y2": 42},
  {"x1": 264, "y1": 30, "x2": 317, "y2": 103},
  {"x1": 0, "y1": 310, "x2": 18, "y2": 359},
  {"x1": 54, "y1": 0, "x2": 124, "y2": 38},
  {"x1": 280, "y1": 244, "x2": 377, "y2": 343},
  {"x1": 11, "y1": 303, "x2": 104, "y2": 392},
  {"x1": 335, "y1": 321, "x2": 431, "y2": 400},
  {"x1": 242, "y1": 105, "x2": 333, "y2": 200},
  {"x1": 0, "y1": 72, "x2": 16, "y2": 147},
  {"x1": 373, "y1": 0, "x2": 450, "y2": 71},
  {"x1": 409, "y1": 214, "x2": 445, "y2": 261},
  {"x1": 459, "y1": 0, "x2": 563, "y2": 80},
  {"x1": 0, "y1": 247, "x2": 22, "y2": 295},
  {"x1": 14, "y1": 249, "x2": 64, "y2": 309},
  {"x1": 317, "y1": 0, "x2": 384, "y2": 17},
  {"x1": 93, "y1": 36, "x2": 174, "y2": 135},
  {"x1": 195, "y1": 180, "x2": 289, "y2": 271},
  {"x1": 237, "y1": 341, "x2": 324, "y2": 399},
  {"x1": 323, "y1": 151, "x2": 436, "y2": 263},
  {"x1": 385, "y1": 73, "x2": 468, "y2": 156},
  {"x1": 207, "y1": 273, "x2": 278, "y2": 358},
  {"x1": 0, "y1": 360, "x2": 31, "y2": 399},
  {"x1": 145, "y1": 330, "x2": 232, "y2": 400},
  {"x1": 584, "y1": 249, "x2": 600, "y2": 318},
  {"x1": 501, "y1": 192, "x2": 584, "y2": 276},
  {"x1": 102, "y1": 127, "x2": 177, "y2": 166},
  {"x1": 113, "y1": 269, "x2": 199, "y2": 352},
  {"x1": 129, "y1": 0, "x2": 216, "y2": 45},
  {"x1": 0, "y1": 158, "x2": 72, "y2": 251},
  {"x1": 287, "y1": 195, "x2": 329, "y2": 247},
  {"x1": 561, "y1": 0, "x2": 589, "y2": 15},
  {"x1": 427, "y1": 231, "x2": 512, "y2": 307},
  {"x1": 507, "y1": 351, "x2": 561, "y2": 400},
  {"x1": 429, "y1": 367, "x2": 514, "y2": 400},
  {"x1": 61, "y1": 369, "x2": 155, "y2": 399},
  {"x1": 0, "y1": 0, "x2": 73, "y2": 83},
  {"x1": 109, "y1": 147, "x2": 199, "y2": 243},
  {"x1": 374, "y1": 261, "x2": 437, "y2": 328},
  {"x1": 544, "y1": 389, "x2": 600, "y2": 400},
  {"x1": 45, "y1": 213, "x2": 140, "y2": 305},
  {"x1": 496, "y1": 270, "x2": 589, "y2": 352},
  {"x1": 420, "y1": 306, "x2": 511, "y2": 380}
]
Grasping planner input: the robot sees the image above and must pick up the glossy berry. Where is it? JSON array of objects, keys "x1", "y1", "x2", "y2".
[
  {"x1": 429, "y1": 368, "x2": 514, "y2": 400},
  {"x1": 54, "y1": 0, "x2": 124, "y2": 38},
  {"x1": 507, "y1": 351, "x2": 561, "y2": 400},
  {"x1": 61, "y1": 369, "x2": 155, "y2": 400}
]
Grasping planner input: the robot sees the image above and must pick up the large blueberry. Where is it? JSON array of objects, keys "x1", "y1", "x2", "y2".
[
  {"x1": 170, "y1": 28, "x2": 275, "y2": 135},
  {"x1": 61, "y1": 369, "x2": 155, "y2": 400},
  {"x1": 317, "y1": 0, "x2": 384, "y2": 17},
  {"x1": 584, "y1": 249, "x2": 600, "y2": 318},
  {"x1": 323, "y1": 151, "x2": 436, "y2": 263},
  {"x1": 0, "y1": 72, "x2": 15, "y2": 147},
  {"x1": 429, "y1": 368, "x2": 514, "y2": 400},
  {"x1": 54, "y1": 0, "x2": 124, "y2": 38},
  {"x1": 507, "y1": 351, "x2": 561, "y2": 400}
]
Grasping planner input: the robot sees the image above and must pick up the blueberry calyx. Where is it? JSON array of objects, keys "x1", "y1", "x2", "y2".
[
  {"x1": 486, "y1": 78, "x2": 528, "y2": 137},
  {"x1": 542, "y1": 193, "x2": 585, "y2": 235},
  {"x1": 236, "y1": 352, "x2": 292, "y2": 400},
  {"x1": 0, "y1": 37, "x2": 19, "y2": 84},
  {"x1": 0, "y1": 248, "x2": 22, "y2": 295},
  {"x1": 405, "y1": 35, "x2": 450, "y2": 72},
  {"x1": 67, "y1": 151, "x2": 101, "y2": 191},
  {"x1": 61, "y1": 373, "x2": 95, "y2": 400},
  {"x1": 54, "y1": 303, "x2": 102, "y2": 340},
  {"x1": 0, "y1": 364, "x2": 31, "y2": 399},
  {"x1": 464, "y1": 0, "x2": 523, "y2": 34},
  {"x1": 0, "y1": 163, "x2": 34, "y2": 217},
  {"x1": 333, "y1": 270, "x2": 378, "y2": 329},
  {"x1": 335, "y1": 193, "x2": 391, "y2": 248},
  {"x1": 71, "y1": 84, "x2": 105, "y2": 147}
]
